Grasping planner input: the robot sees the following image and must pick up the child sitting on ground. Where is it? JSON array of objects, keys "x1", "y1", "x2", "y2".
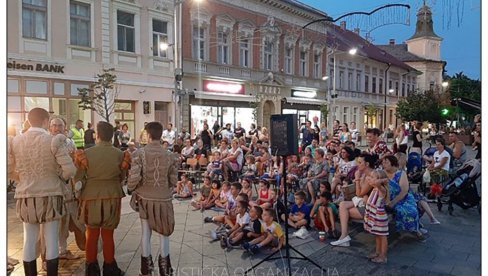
[
  {"x1": 205, "y1": 182, "x2": 242, "y2": 227},
  {"x1": 205, "y1": 151, "x2": 223, "y2": 179},
  {"x1": 282, "y1": 191, "x2": 311, "y2": 230},
  {"x1": 310, "y1": 181, "x2": 331, "y2": 228},
  {"x1": 221, "y1": 200, "x2": 250, "y2": 249},
  {"x1": 316, "y1": 192, "x2": 339, "y2": 239},
  {"x1": 214, "y1": 181, "x2": 231, "y2": 209},
  {"x1": 243, "y1": 208, "x2": 284, "y2": 254},
  {"x1": 174, "y1": 173, "x2": 193, "y2": 199},
  {"x1": 225, "y1": 206, "x2": 263, "y2": 247},
  {"x1": 241, "y1": 178, "x2": 253, "y2": 200},
  {"x1": 251, "y1": 180, "x2": 275, "y2": 209},
  {"x1": 191, "y1": 176, "x2": 212, "y2": 211}
]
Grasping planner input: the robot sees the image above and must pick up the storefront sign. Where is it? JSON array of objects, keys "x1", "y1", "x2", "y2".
[
  {"x1": 292, "y1": 90, "x2": 317, "y2": 99},
  {"x1": 7, "y1": 60, "x2": 65, "y2": 73},
  {"x1": 203, "y1": 80, "x2": 244, "y2": 94}
]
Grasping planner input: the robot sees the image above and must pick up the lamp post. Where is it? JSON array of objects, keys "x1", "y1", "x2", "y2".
[
  {"x1": 160, "y1": 0, "x2": 203, "y2": 133},
  {"x1": 328, "y1": 47, "x2": 357, "y2": 134}
]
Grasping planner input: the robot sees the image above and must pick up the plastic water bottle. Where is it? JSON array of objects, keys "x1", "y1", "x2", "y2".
[{"x1": 454, "y1": 174, "x2": 468, "y2": 188}]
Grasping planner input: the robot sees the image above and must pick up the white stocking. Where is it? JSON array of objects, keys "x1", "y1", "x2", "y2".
[
  {"x1": 23, "y1": 223, "x2": 40, "y2": 262},
  {"x1": 159, "y1": 234, "x2": 170, "y2": 257},
  {"x1": 141, "y1": 219, "x2": 152, "y2": 257},
  {"x1": 43, "y1": 220, "x2": 60, "y2": 260}
]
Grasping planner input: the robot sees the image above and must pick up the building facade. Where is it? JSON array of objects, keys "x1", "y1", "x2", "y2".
[
  {"x1": 378, "y1": 3, "x2": 446, "y2": 94},
  {"x1": 8, "y1": 0, "x2": 177, "y2": 136},
  {"x1": 179, "y1": 0, "x2": 332, "y2": 137}
]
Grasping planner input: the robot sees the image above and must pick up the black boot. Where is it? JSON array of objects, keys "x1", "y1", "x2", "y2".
[
  {"x1": 140, "y1": 255, "x2": 154, "y2": 276},
  {"x1": 157, "y1": 255, "x2": 173, "y2": 276},
  {"x1": 23, "y1": 260, "x2": 37, "y2": 276},
  {"x1": 103, "y1": 261, "x2": 124, "y2": 276},
  {"x1": 85, "y1": 262, "x2": 101, "y2": 276},
  {"x1": 46, "y1": 258, "x2": 58, "y2": 276}
]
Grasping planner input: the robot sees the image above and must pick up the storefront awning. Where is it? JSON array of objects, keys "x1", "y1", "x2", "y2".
[
  {"x1": 284, "y1": 97, "x2": 327, "y2": 105},
  {"x1": 194, "y1": 91, "x2": 257, "y2": 102}
]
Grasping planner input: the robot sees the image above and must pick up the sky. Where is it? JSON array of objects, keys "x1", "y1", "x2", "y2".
[{"x1": 300, "y1": 0, "x2": 481, "y2": 80}]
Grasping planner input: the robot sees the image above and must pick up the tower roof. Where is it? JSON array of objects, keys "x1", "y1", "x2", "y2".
[{"x1": 408, "y1": 3, "x2": 441, "y2": 40}]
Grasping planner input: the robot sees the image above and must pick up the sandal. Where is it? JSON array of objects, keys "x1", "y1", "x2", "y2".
[
  {"x1": 367, "y1": 252, "x2": 379, "y2": 259},
  {"x1": 370, "y1": 256, "x2": 387, "y2": 264}
]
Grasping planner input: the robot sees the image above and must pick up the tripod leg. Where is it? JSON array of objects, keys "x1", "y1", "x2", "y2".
[
  {"x1": 244, "y1": 249, "x2": 281, "y2": 276},
  {"x1": 289, "y1": 246, "x2": 329, "y2": 273}
]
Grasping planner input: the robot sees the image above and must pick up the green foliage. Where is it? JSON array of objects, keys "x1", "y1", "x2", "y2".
[
  {"x1": 396, "y1": 90, "x2": 446, "y2": 124},
  {"x1": 445, "y1": 72, "x2": 481, "y2": 119},
  {"x1": 78, "y1": 68, "x2": 119, "y2": 122}
]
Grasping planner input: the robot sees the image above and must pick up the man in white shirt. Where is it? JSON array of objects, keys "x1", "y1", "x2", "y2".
[
  {"x1": 162, "y1": 123, "x2": 176, "y2": 149},
  {"x1": 219, "y1": 123, "x2": 234, "y2": 142}
]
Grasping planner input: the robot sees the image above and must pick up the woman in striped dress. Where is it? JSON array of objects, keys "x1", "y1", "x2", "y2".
[{"x1": 364, "y1": 170, "x2": 389, "y2": 264}]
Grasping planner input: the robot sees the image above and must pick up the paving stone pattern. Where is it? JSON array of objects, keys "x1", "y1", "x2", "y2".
[{"x1": 7, "y1": 144, "x2": 481, "y2": 276}]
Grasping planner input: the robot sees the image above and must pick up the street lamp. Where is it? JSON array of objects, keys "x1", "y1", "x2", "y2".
[
  {"x1": 328, "y1": 47, "x2": 357, "y2": 133},
  {"x1": 171, "y1": 0, "x2": 204, "y2": 133},
  {"x1": 442, "y1": 81, "x2": 449, "y2": 88}
]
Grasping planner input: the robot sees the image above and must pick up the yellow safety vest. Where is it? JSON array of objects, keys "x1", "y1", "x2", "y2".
[{"x1": 71, "y1": 127, "x2": 85, "y2": 149}]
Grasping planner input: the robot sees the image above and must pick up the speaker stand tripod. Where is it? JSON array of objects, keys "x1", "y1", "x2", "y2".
[{"x1": 244, "y1": 156, "x2": 329, "y2": 276}]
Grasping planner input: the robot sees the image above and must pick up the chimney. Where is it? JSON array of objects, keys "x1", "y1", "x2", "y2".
[
  {"x1": 340, "y1": 21, "x2": 346, "y2": 30},
  {"x1": 389, "y1": 39, "x2": 396, "y2": 45},
  {"x1": 353, "y1": 28, "x2": 360, "y2": 35}
]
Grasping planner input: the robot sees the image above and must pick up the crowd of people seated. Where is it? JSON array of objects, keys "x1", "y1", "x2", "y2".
[{"x1": 134, "y1": 119, "x2": 476, "y2": 264}]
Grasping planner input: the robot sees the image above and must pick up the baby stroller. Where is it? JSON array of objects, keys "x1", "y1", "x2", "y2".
[
  {"x1": 407, "y1": 152, "x2": 423, "y2": 184},
  {"x1": 437, "y1": 159, "x2": 481, "y2": 215}
]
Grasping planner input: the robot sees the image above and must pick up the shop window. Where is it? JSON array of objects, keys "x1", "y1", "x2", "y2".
[
  {"x1": 22, "y1": 0, "x2": 47, "y2": 40},
  {"x1": 114, "y1": 101, "x2": 135, "y2": 135},
  {"x1": 117, "y1": 10, "x2": 135, "y2": 52},
  {"x1": 352, "y1": 107, "x2": 358, "y2": 124},
  {"x1": 343, "y1": 107, "x2": 349, "y2": 124},
  {"x1": 54, "y1": 83, "x2": 65, "y2": 95},
  {"x1": 68, "y1": 99, "x2": 90, "y2": 128},
  {"x1": 71, "y1": 83, "x2": 89, "y2": 96},
  {"x1": 70, "y1": 1, "x2": 91, "y2": 47},
  {"x1": 26, "y1": 80, "x2": 48, "y2": 94},
  {"x1": 152, "y1": 19, "x2": 168, "y2": 58},
  {"x1": 25, "y1": 97, "x2": 49, "y2": 112},
  {"x1": 52, "y1": 98, "x2": 67, "y2": 118},
  {"x1": 8, "y1": 79, "x2": 19, "y2": 93},
  {"x1": 8, "y1": 97, "x2": 22, "y2": 112}
]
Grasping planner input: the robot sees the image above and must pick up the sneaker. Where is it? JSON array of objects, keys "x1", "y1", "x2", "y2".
[
  {"x1": 242, "y1": 242, "x2": 251, "y2": 251},
  {"x1": 430, "y1": 219, "x2": 441, "y2": 225},
  {"x1": 210, "y1": 230, "x2": 219, "y2": 240},
  {"x1": 330, "y1": 235, "x2": 351, "y2": 247},
  {"x1": 419, "y1": 228, "x2": 428, "y2": 235},
  {"x1": 220, "y1": 236, "x2": 227, "y2": 249},
  {"x1": 249, "y1": 244, "x2": 260, "y2": 255},
  {"x1": 415, "y1": 231, "x2": 427, "y2": 242},
  {"x1": 204, "y1": 217, "x2": 213, "y2": 223}
]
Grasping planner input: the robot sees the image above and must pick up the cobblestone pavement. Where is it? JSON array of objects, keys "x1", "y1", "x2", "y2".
[{"x1": 7, "y1": 144, "x2": 481, "y2": 276}]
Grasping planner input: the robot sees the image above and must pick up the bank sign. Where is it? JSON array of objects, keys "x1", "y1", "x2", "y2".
[{"x1": 7, "y1": 61, "x2": 65, "y2": 73}]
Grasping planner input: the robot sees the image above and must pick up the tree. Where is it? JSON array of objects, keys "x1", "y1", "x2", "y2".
[
  {"x1": 396, "y1": 90, "x2": 446, "y2": 124},
  {"x1": 78, "y1": 68, "x2": 119, "y2": 122},
  {"x1": 444, "y1": 72, "x2": 481, "y2": 120}
]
